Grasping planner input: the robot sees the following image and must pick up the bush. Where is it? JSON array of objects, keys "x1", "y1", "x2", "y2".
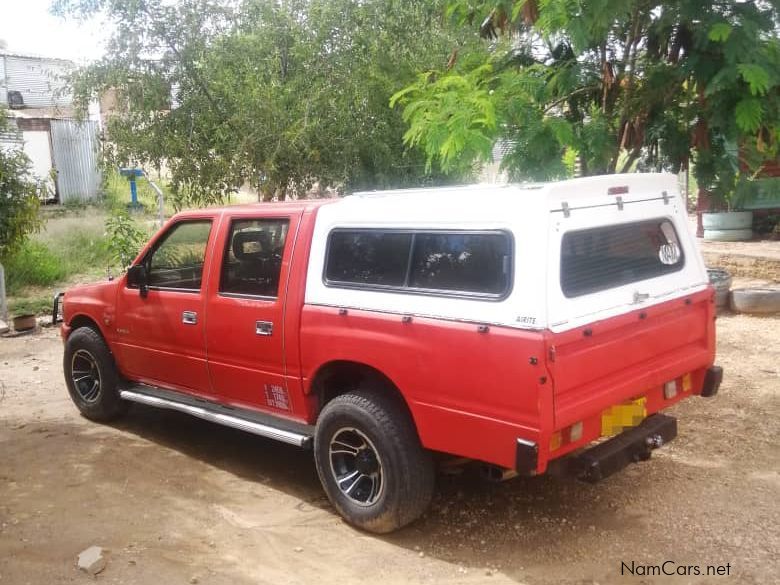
[
  {"x1": 3, "y1": 240, "x2": 66, "y2": 295},
  {"x1": 105, "y1": 211, "x2": 147, "y2": 268}
]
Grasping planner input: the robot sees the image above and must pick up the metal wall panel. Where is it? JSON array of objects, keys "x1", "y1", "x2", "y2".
[
  {"x1": 3, "y1": 55, "x2": 72, "y2": 108},
  {"x1": 0, "y1": 57, "x2": 7, "y2": 105},
  {"x1": 50, "y1": 119, "x2": 101, "y2": 202}
]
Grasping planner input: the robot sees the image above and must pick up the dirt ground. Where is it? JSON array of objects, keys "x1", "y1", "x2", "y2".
[{"x1": 1, "y1": 315, "x2": 778, "y2": 585}]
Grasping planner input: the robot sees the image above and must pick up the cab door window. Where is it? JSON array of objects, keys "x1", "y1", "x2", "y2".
[
  {"x1": 220, "y1": 218, "x2": 290, "y2": 298},
  {"x1": 145, "y1": 220, "x2": 212, "y2": 291}
]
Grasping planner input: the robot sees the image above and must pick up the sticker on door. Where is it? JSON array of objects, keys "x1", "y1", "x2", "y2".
[{"x1": 264, "y1": 384, "x2": 291, "y2": 411}]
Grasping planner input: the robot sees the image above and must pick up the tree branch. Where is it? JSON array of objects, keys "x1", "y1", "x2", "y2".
[
  {"x1": 610, "y1": 7, "x2": 643, "y2": 173},
  {"x1": 543, "y1": 85, "x2": 600, "y2": 114}
]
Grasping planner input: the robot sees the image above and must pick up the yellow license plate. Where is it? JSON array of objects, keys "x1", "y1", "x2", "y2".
[{"x1": 601, "y1": 397, "x2": 647, "y2": 437}]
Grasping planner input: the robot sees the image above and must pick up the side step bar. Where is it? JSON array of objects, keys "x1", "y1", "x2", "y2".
[{"x1": 120, "y1": 386, "x2": 314, "y2": 448}]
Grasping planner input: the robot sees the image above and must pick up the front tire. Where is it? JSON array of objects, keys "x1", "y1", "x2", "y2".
[
  {"x1": 64, "y1": 327, "x2": 128, "y2": 422},
  {"x1": 314, "y1": 390, "x2": 435, "y2": 533}
]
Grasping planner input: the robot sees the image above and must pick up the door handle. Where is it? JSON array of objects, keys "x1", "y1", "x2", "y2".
[
  {"x1": 182, "y1": 311, "x2": 198, "y2": 325},
  {"x1": 255, "y1": 321, "x2": 273, "y2": 336}
]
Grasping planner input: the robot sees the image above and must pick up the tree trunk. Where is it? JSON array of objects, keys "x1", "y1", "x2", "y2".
[{"x1": 260, "y1": 183, "x2": 276, "y2": 202}]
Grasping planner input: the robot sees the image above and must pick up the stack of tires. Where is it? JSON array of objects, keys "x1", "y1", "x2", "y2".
[
  {"x1": 707, "y1": 268, "x2": 732, "y2": 309},
  {"x1": 702, "y1": 211, "x2": 753, "y2": 241},
  {"x1": 707, "y1": 268, "x2": 780, "y2": 314}
]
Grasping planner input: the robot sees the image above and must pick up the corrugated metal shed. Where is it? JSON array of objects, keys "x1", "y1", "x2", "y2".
[
  {"x1": 1, "y1": 53, "x2": 73, "y2": 109},
  {"x1": 50, "y1": 119, "x2": 101, "y2": 202},
  {"x1": 0, "y1": 56, "x2": 7, "y2": 105}
]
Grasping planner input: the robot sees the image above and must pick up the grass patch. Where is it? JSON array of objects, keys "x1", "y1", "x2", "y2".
[
  {"x1": 2, "y1": 209, "x2": 117, "y2": 315},
  {"x1": 3, "y1": 241, "x2": 67, "y2": 295}
]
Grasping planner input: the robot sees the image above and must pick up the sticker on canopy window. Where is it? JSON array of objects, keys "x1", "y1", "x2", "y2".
[
  {"x1": 659, "y1": 242, "x2": 681, "y2": 265},
  {"x1": 264, "y1": 384, "x2": 291, "y2": 411},
  {"x1": 658, "y1": 221, "x2": 681, "y2": 265}
]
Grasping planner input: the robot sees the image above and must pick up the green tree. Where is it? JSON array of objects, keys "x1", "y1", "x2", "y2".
[
  {"x1": 0, "y1": 115, "x2": 40, "y2": 259},
  {"x1": 55, "y1": 0, "x2": 477, "y2": 206},
  {"x1": 392, "y1": 0, "x2": 780, "y2": 203},
  {"x1": 0, "y1": 112, "x2": 40, "y2": 320}
]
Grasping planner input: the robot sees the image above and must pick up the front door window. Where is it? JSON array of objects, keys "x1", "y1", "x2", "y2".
[{"x1": 145, "y1": 221, "x2": 212, "y2": 291}]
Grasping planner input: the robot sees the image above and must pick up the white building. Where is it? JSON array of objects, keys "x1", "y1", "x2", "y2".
[{"x1": 1, "y1": 50, "x2": 101, "y2": 203}]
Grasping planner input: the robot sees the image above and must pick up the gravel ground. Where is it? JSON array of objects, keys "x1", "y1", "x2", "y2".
[{"x1": 0, "y1": 314, "x2": 778, "y2": 585}]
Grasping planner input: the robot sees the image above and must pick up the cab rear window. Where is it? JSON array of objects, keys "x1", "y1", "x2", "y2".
[{"x1": 560, "y1": 218, "x2": 684, "y2": 298}]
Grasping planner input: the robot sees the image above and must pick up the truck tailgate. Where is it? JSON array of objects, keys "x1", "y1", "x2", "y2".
[{"x1": 548, "y1": 289, "x2": 715, "y2": 428}]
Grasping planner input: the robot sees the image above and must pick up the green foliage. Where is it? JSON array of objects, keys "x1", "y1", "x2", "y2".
[
  {"x1": 393, "y1": 0, "x2": 780, "y2": 201},
  {"x1": 3, "y1": 210, "x2": 114, "y2": 296},
  {"x1": 57, "y1": 0, "x2": 474, "y2": 205},
  {"x1": 708, "y1": 23, "x2": 732, "y2": 43},
  {"x1": 0, "y1": 113, "x2": 41, "y2": 259},
  {"x1": 8, "y1": 294, "x2": 54, "y2": 317},
  {"x1": 392, "y1": 65, "x2": 497, "y2": 173},
  {"x1": 735, "y1": 98, "x2": 763, "y2": 134},
  {"x1": 105, "y1": 211, "x2": 146, "y2": 268},
  {"x1": 2, "y1": 241, "x2": 66, "y2": 294},
  {"x1": 737, "y1": 64, "x2": 771, "y2": 96}
]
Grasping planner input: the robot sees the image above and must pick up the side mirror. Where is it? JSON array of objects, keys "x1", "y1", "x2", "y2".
[{"x1": 127, "y1": 264, "x2": 149, "y2": 298}]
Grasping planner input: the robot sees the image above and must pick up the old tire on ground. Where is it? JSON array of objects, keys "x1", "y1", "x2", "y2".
[
  {"x1": 314, "y1": 390, "x2": 435, "y2": 533},
  {"x1": 703, "y1": 228, "x2": 754, "y2": 242},
  {"x1": 730, "y1": 288, "x2": 780, "y2": 314},
  {"x1": 63, "y1": 327, "x2": 128, "y2": 421},
  {"x1": 702, "y1": 211, "x2": 753, "y2": 230}
]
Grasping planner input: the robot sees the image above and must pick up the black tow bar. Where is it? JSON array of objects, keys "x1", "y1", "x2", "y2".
[{"x1": 570, "y1": 414, "x2": 678, "y2": 483}]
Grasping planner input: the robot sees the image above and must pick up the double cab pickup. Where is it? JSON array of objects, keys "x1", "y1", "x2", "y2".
[{"x1": 57, "y1": 173, "x2": 722, "y2": 533}]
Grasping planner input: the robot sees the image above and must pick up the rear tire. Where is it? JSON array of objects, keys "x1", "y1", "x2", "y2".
[
  {"x1": 314, "y1": 390, "x2": 435, "y2": 533},
  {"x1": 64, "y1": 327, "x2": 128, "y2": 422}
]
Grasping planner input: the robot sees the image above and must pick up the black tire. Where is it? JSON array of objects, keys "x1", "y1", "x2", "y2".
[
  {"x1": 314, "y1": 390, "x2": 435, "y2": 533},
  {"x1": 63, "y1": 327, "x2": 128, "y2": 422}
]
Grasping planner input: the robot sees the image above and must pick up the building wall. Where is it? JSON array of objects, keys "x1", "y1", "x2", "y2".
[
  {"x1": 0, "y1": 57, "x2": 6, "y2": 105},
  {"x1": 1, "y1": 54, "x2": 73, "y2": 109}
]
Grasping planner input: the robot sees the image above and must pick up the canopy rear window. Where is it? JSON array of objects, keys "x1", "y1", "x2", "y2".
[{"x1": 561, "y1": 218, "x2": 684, "y2": 298}]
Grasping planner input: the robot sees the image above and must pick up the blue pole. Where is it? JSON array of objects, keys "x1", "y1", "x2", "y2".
[{"x1": 129, "y1": 176, "x2": 138, "y2": 205}]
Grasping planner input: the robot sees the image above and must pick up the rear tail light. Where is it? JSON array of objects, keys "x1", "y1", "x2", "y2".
[
  {"x1": 550, "y1": 420, "x2": 584, "y2": 452},
  {"x1": 550, "y1": 431, "x2": 563, "y2": 451},
  {"x1": 569, "y1": 421, "x2": 583, "y2": 442},
  {"x1": 664, "y1": 374, "x2": 693, "y2": 400},
  {"x1": 663, "y1": 380, "x2": 678, "y2": 400}
]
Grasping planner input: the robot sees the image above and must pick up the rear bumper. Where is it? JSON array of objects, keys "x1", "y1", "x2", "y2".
[{"x1": 549, "y1": 413, "x2": 677, "y2": 482}]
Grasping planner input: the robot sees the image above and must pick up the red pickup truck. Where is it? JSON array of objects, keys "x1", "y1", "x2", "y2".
[{"x1": 57, "y1": 174, "x2": 722, "y2": 533}]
